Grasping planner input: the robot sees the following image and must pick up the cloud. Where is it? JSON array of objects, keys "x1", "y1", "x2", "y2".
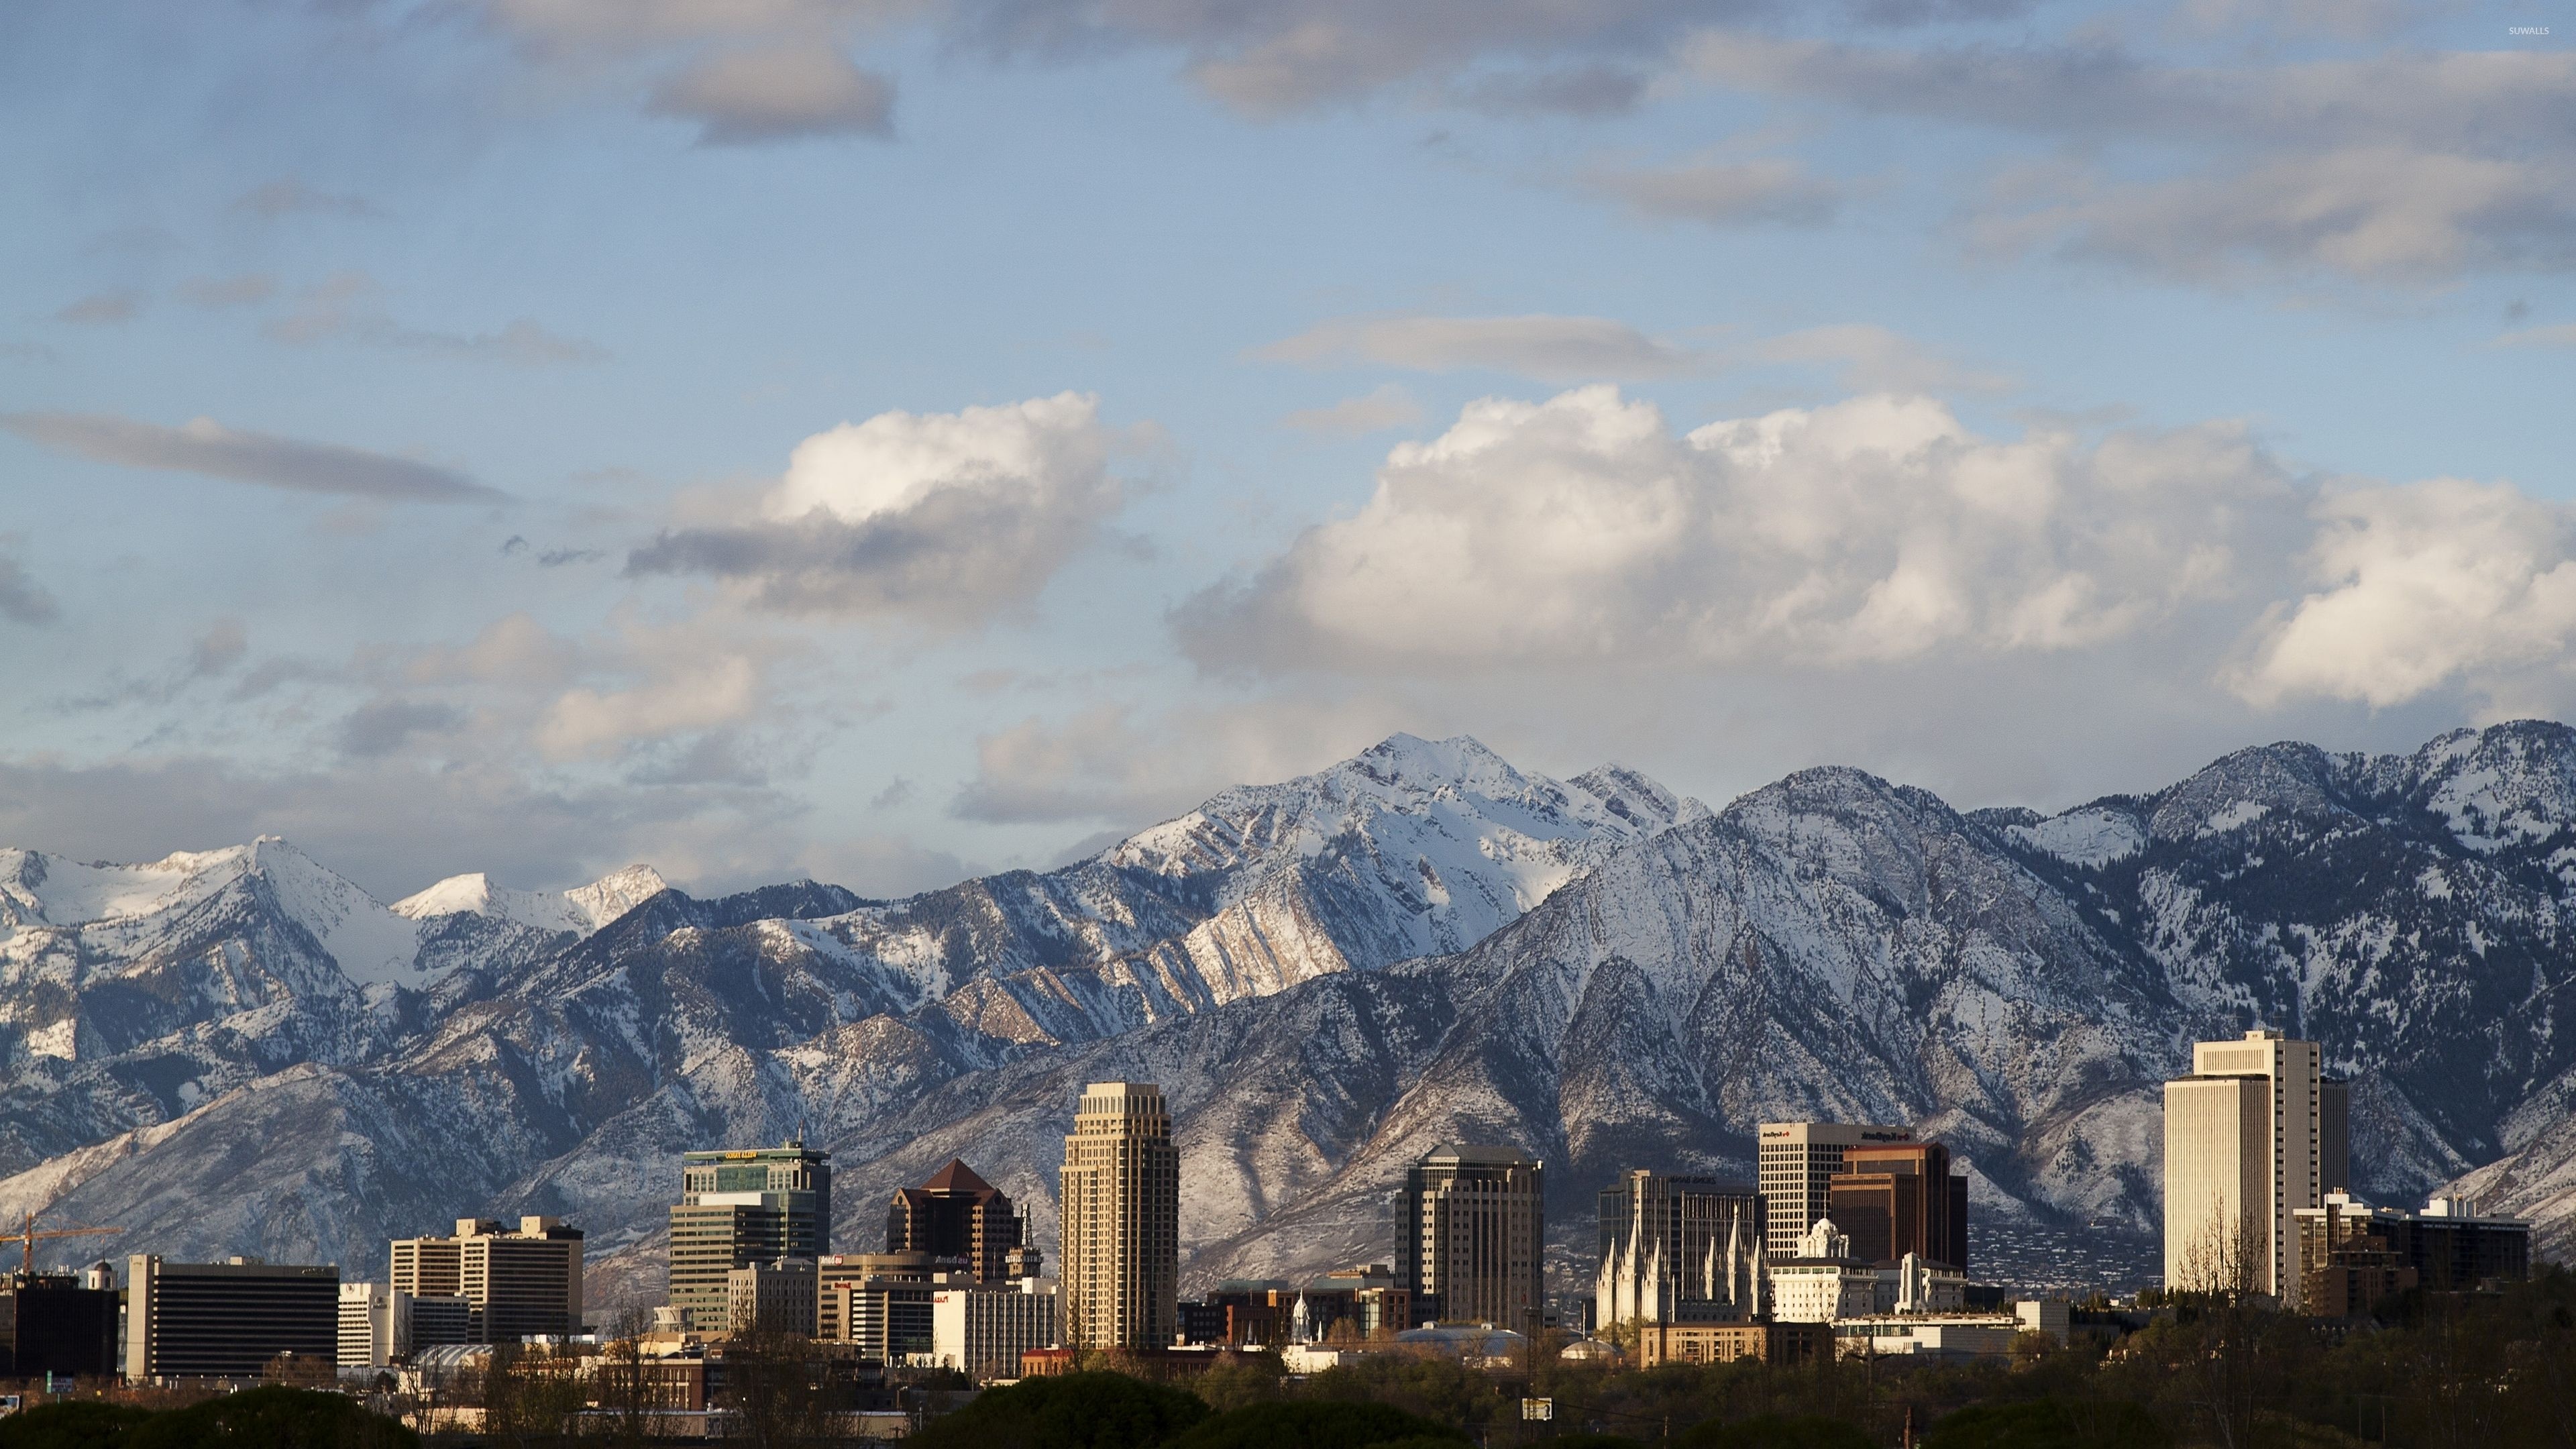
[
  {"x1": 1676, "y1": 34, "x2": 2576, "y2": 282},
  {"x1": 2494, "y1": 322, "x2": 2576, "y2": 348},
  {"x1": 1983, "y1": 148, "x2": 2576, "y2": 284},
  {"x1": 54, "y1": 292, "x2": 141, "y2": 325},
  {"x1": 1751, "y1": 324, "x2": 2013, "y2": 395},
  {"x1": 1258, "y1": 313, "x2": 1697, "y2": 382},
  {"x1": 176, "y1": 274, "x2": 278, "y2": 308},
  {"x1": 2234, "y1": 480, "x2": 2576, "y2": 710},
  {"x1": 948, "y1": 698, "x2": 1393, "y2": 826},
  {"x1": 1576, "y1": 156, "x2": 1841, "y2": 227},
  {"x1": 1451, "y1": 64, "x2": 1647, "y2": 117},
  {"x1": 1283, "y1": 383, "x2": 1424, "y2": 437},
  {"x1": 1178, "y1": 384, "x2": 2302, "y2": 674},
  {"x1": 537, "y1": 654, "x2": 764, "y2": 760},
  {"x1": 339, "y1": 699, "x2": 467, "y2": 757},
  {"x1": 0, "y1": 411, "x2": 498, "y2": 504},
  {"x1": 0, "y1": 551, "x2": 58, "y2": 626},
  {"x1": 626, "y1": 392, "x2": 1126, "y2": 625},
  {"x1": 234, "y1": 180, "x2": 384, "y2": 220},
  {"x1": 265, "y1": 276, "x2": 607, "y2": 364},
  {"x1": 647, "y1": 46, "x2": 896, "y2": 143}
]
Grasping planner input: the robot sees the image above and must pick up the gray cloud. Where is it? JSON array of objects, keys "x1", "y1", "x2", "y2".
[
  {"x1": 265, "y1": 276, "x2": 608, "y2": 364},
  {"x1": 1283, "y1": 383, "x2": 1424, "y2": 437},
  {"x1": 54, "y1": 292, "x2": 141, "y2": 325},
  {"x1": 1258, "y1": 313, "x2": 1697, "y2": 382},
  {"x1": 234, "y1": 180, "x2": 385, "y2": 220},
  {"x1": 647, "y1": 46, "x2": 896, "y2": 144},
  {"x1": 339, "y1": 699, "x2": 466, "y2": 758},
  {"x1": 0, "y1": 552, "x2": 59, "y2": 626},
  {"x1": 1674, "y1": 34, "x2": 2576, "y2": 282},
  {"x1": 1576, "y1": 156, "x2": 1841, "y2": 227},
  {"x1": 1452, "y1": 64, "x2": 1648, "y2": 117},
  {"x1": 175, "y1": 274, "x2": 279, "y2": 308},
  {"x1": 1750, "y1": 324, "x2": 2013, "y2": 394},
  {"x1": 1, "y1": 411, "x2": 498, "y2": 504}
]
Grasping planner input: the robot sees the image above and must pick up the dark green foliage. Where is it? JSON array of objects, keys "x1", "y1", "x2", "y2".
[
  {"x1": 1525, "y1": 1434, "x2": 1643, "y2": 1449},
  {"x1": 910, "y1": 1371, "x2": 1212, "y2": 1449},
  {"x1": 0, "y1": 1402, "x2": 152, "y2": 1449},
  {"x1": 1676, "y1": 1413, "x2": 1872, "y2": 1449},
  {"x1": 1167, "y1": 1399, "x2": 1465, "y2": 1449},
  {"x1": 1925, "y1": 1399, "x2": 2169, "y2": 1449},
  {"x1": 121, "y1": 1387, "x2": 417, "y2": 1449}
]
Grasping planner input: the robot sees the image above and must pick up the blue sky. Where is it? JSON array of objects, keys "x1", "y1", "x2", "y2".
[{"x1": 3, "y1": 0, "x2": 2571, "y2": 899}]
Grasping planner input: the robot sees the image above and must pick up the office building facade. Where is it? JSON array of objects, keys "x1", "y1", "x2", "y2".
[
  {"x1": 0, "y1": 1271, "x2": 118, "y2": 1378},
  {"x1": 818, "y1": 1252, "x2": 973, "y2": 1361},
  {"x1": 337, "y1": 1283, "x2": 471, "y2": 1368},
  {"x1": 669, "y1": 1142, "x2": 831, "y2": 1332},
  {"x1": 389, "y1": 1216, "x2": 584, "y2": 1343},
  {"x1": 2163, "y1": 1030, "x2": 2350, "y2": 1307},
  {"x1": 1827, "y1": 1141, "x2": 1970, "y2": 1269},
  {"x1": 1595, "y1": 1171, "x2": 1766, "y2": 1330},
  {"x1": 1403, "y1": 1144, "x2": 1545, "y2": 1330},
  {"x1": 727, "y1": 1258, "x2": 817, "y2": 1336},
  {"x1": 930, "y1": 1281, "x2": 1059, "y2": 1380},
  {"x1": 1059, "y1": 1081, "x2": 1180, "y2": 1350},
  {"x1": 2293, "y1": 1191, "x2": 2531, "y2": 1315},
  {"x1": 1757, "y1": 1122, "x2": 1913, "y2": 1259},
  {"x1": 125, "y1": 1256, "x2": 339, "y2": 1381},
  {"x1": 1766, "y1": 1220, "x2": 1880, "y2": 1324},
  {"x1": 888, "y1": 1159, "x2": 1027, "y2": 1283}
]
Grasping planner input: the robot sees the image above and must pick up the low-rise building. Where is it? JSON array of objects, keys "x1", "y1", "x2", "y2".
[
  {"x1": 0, "y1": 1267, "x2": 118, "y2": 1379},
  {"x1": 818, "y1": 1253, "x2": 973, "y2": 1362},
  {"x1": 727, "y1": 1258, "x2": 817, "y2": 1336},
  {"x1": 127, "y1": 1256, "x2": 339, "y2": 1381},
  {"x1": 339, "y1": 1283, "x2": 473, "y2": 1368},
  {"x1": 2293, "y1": 1191, "x2": 2531, "y2": 1315},
  {"x1": 1768, "y1": 1220, "x2": 1880, "y2": 1324},
  {"x1": 929, "y1": 1281, "x2": 1058, "y2": 1379},
  {"x1": 1631, "y1": 1320, "x2": 1828, "y2": 1368}
]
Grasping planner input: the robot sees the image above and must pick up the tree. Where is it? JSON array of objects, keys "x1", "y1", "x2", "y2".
[
  {"x1": 124, "y1": 1386, "x2": 417, "y2": 1449},
  {"x1": 1165, "y1": 1399, "x2": 1466, "y2": 1449},
  {"x1": 720, "y1": 1331, "x2": 832, "y2": 1449},
  {"x1": 1923, "y1": 1399, "x2": 2169, "y2": 1449},
  {"x1": 484, "y1": 1341, "x2": 588, "y2": 1447},
  {"x1": 910, "y1": 1370, "x2": 1211, "y2": 1449},
  {"x1": 0, "y1": 1401, "x2": 152, "y2": 1449},
  {"x1": 1674, "y1": 1413, "x2": 1872, "y2": 1449}
]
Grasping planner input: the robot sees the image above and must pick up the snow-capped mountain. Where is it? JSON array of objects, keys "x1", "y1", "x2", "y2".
[{"x1": 0, "y1": 726, "x2": 2569, "y2": 1302}]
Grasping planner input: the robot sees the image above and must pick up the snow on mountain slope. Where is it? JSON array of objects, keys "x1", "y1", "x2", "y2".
[{"x1": 395, "y1": 865, "x2": 670, "y2": 936}]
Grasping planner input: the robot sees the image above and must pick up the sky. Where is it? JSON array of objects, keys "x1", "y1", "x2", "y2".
[{"x1": 1, "y1": 0, "x2": 2571, "y2": 902}]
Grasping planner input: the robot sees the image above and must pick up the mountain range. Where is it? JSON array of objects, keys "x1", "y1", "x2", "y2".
[{"x1": 0, "y1": 726, "x2": 2569, "y2": 1309}]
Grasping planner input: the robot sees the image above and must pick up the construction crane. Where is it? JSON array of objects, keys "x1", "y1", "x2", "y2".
[{"x1": 9, "y1": 1210, "x2": 120, "y2": 1276}]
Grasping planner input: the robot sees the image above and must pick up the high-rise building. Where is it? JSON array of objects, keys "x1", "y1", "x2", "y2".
[
  {"x1": 1059, "y1": 1081, "x2": 1180, "y2": 1350},
  {"x1": 388, "y1": 1216, "x2": 584, "y2": 1342},
  {"x1": 1403, "y1": 1144, "x2": 1544, "y2": 1330},
  {"x1": 888, "y1": 1159, "x2": 1028, "y2": 1283},
  {"x1": 0, "y1": 1269, "x2": 119, "y2": 1378},
  {"x1": 2163, "y1": 1030, "x2": 2351, "y2": 1307},
  {"x1": 125, "y1": 1256, "x2": 339, "y2": 1381},
  {"x1": 668, "y1": 1141, "x2": 831, "y2": 1332},
  {"x1": 1757, "y1": 1122, "x2": 1913, "y2": 1260},
  {"x1": 1827, "y1": 1142, "x2": 1969, "y2": 1269},
  {"x1": 1594, "y1": 1171, "x2": 1766, "y2": 1331},
  {"x1": 338, "y1": 1283, "x2": 472, "y2": 1368}
]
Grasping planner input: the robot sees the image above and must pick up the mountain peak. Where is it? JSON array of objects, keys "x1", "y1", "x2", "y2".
[{"x1": 394, "y1": 864, "x2": 669, "y2": 934}]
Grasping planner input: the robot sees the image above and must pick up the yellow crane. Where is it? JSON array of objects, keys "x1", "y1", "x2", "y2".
[{"x1": 8, "y1": 1210, "x2": 120, "y2": 1276}]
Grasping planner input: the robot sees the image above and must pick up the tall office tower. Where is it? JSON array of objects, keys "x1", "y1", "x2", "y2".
[
  {"x1": 1757, "y1": 1122, "x2": 1915, "y2": 1260},
  {"x1": 667, "y1": 1141, "x2": 832, "y2": 1332},
  {"x1": 888, "y1": 1159, "x2": 1026, "y2": 1282},
  {"x1": 125, "y1": 1256, "x2": 339, "y2": 1381},
  {"x1": 388, "y1": 1216, "x2": 585, "y2": 1342},
  {"x1": 2165, "y1": 1029, "x2": 2349, "y2": 1307},
  {"x1": 1403, "y1": 1144, "x2": 1545, "y2": 1329},
  {"x1": 1825, "y1": 1142, "x2": 1970, "y2": 1269},
  {"x1": 1059, "y1": 1081, "x2": 1180, "y2": 1350},
  {"x1": 1594, "y1": 1171, "x2": 1766, "y2": 1331}
]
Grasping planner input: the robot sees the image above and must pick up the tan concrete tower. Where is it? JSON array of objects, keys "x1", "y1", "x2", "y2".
[
  {"x1": 2163, "y1": 1030, "x2": 2336, "y2": 1307},
  {"x1": 1059, "y1": 1081, "x2": 1179, "y2": 1350}
]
